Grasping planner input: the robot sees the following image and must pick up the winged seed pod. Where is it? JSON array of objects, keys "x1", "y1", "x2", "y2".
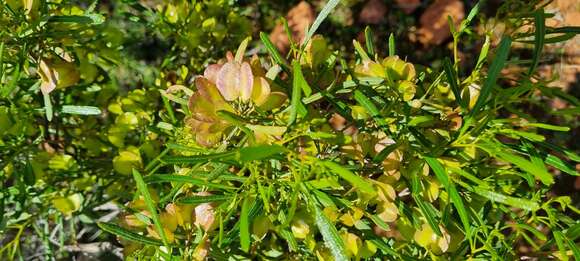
[
  {"x1": 186, "y1": 51, "x2": 287, "y2": 147},
  {"x1": 353, "y1": 55, "x2": 417, "y2": 101},
  {"x1": 38, "y1": 58, "x2": 80, "y2": 95}
]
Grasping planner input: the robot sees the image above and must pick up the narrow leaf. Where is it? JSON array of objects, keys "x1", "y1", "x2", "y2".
[
  {"x1": 162, "y1": 151, "x2": 237, "y2": 164},
  {"x1": 408, "y1": 174, "x2": 442, "y2": 236},
  {"x1": 143, "y1": 174, "x2": 235, "y2": 190},
  {"x1": 565, "y1": 235, "x2": 580, "y2": 260},
  {"x1": 2, "y1": 63, "x2": 20, "y2": 98},
  {"x1": 303, "y1": 0, "x2": 341, "y2": 48},
  {"x1": 235, "y1": 37, "x2": 251, "y2": 63},
  {"x1": 546, "y1": 26, "x2": 580, "y2": 34},
  {"x1": 388, "y1": 33, "x2": 395, "y2": 56},
  {"x1": 353, "y1": 40, "x2": 370, "y2": 61},
  {"x1": 178, "y1": 194, "x2": 232, "y2": 204},
  {"x1": 473, "y1": 187, "x2": 539, "y2": 211},
  {"x1": 165, "y1": 143, "x2": 206, "y2": 153},
  {"x1": 237, "y1": 145, "x2": 286, "y2": 162},
  {"x1": 289, "y1": 61, "x2": 306, "y2": 125},
  {"x1": 475, "y1": 35, "x2": 491, "y2": 69},
  {"x1": 322, "y1": 161, "x2": 376, "y2": 195},
  {"x1": 47, "y1": 14, "x2": 105, "y2": 24},
  {"x1": 495, "y1": 149, "x2": 554, "y2": 185},
  {"x1": 425, "y1": 157, "x2": 470, "y2": 236},
  {"x1": 443, "y1": 57, "x2": 465, "y2": 109},
  {"x1": 240, "y1": 197, "x2": 252, "y2": 252},
  {"x1": 471, "y1": 36, "x2": 512, "y2": 115},
  {"x1": 132, "y1": 169, "x2": 167, "y2": 245},
  {"x1": 545, "y1": 155, "x2": 579, "y2": 176},
  {"x1": 459, "y1": 1, "x2": 480, "y2": 33},
  {"x1": 529, "y1": 9, "x2": 545, "y2": 75},
  {"x1": 0, "y1": 42, "x2": 4, "y2": 79},
  {"x1": 539, "y1": 142, "x2": 580, "y2": 163},
  {"x1": 98, "y1": 222, "x2": 163, "y2": 246},
  {"x1": 61, "y1": 105, "x2": 102, "y2": 115},
  {"x1": 260, "y1": 32, "x2": 289, "y2": 70},
  {"x1": 43, "y1": 92, "x2": 53, "y2": 122},
  {"x1": 364, "y1": 26, "x2": 375, "y2": 57},
  {"x1": 527, "y1": 123, "x2": 570, "y2": 132},
  {"x1": 312, "y1": 201, "x2": 348, "y2": 260},
  {"x1": 553, "y1": 230, "x2": 569, "y2": 261},
  {"x1": 353, "y1": 89, "x2": 389, "y2": 132}
]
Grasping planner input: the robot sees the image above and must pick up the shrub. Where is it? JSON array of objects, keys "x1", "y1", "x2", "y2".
[
  {"x1": 104, "y1": 2, "x2": 580, "y2": 260},
  {"x1": 0, "y1": 1, "x2": 251, "y2": 259},
  {"x1": 1, "y1": 0, "x2": 579, "y2": 260}
]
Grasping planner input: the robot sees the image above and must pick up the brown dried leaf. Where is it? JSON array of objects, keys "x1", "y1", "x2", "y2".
[
  {"x1": 395, "y1": 0, "x2": 421, "y2": 14},
  {"x1": 269, "y1": 1, "x2": 315, "y2": 53},
  {"x1": 359, "y1": 0, "x2": 387, "y2": 24},
  {"x1": 417, "y1": 0, "x2": 465, "y2": 46}
]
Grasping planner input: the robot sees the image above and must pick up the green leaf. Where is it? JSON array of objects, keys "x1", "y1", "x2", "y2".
[
  {"x1": 289, "y1": 61, "x2": 308, "y2": 125},
  {"x1": 479, "y1": 143, "x2": 554, "y2": 185},
  {"x1": 0, "y1": 191, "x2": 3, "y2": 230},
  {"x1": 547, "y1": 26, "x2": 580, "y2": 34},
  {"x1": 408, "y1": 115, "x2": 435, "y2": 127},
  {"x1": 353, "y1": 40, "x2": 370, "y2": 61},
  {"x1": 237, "y1": 145, "x2": 286, "y2": 162},
  {"x1": 216, "y1": 110, "x2": 246, "y2": 126},
  {"x1": 178, "y1": 194, "x2": 232, "y2": 204},
  {"x1": 459, "y1": 1, "x2": 480, "y2": 33},
  {"x1": 235, "y1": 37, "x2": 251, "y2": 63},
  {"x1": 545, "y1": 155, "x2": 579, "y2": 176},
  {"x1": 495, "y1": 149, "x2": 553, "y2": 185},
  {"x1": 303, "y1": 0, "x2": 341, "y2": 48},
  {"x1": 475, "y1": 35, "x2": 491, "y2": 69},
  {"x1": 132, "y1": 169, "x2": 167, "y2": 245},
  {"x1": 279, "y1": 229, "x2": 298, "y2": 252},
  {"x1": 98, "y1": 222, "x2": 164, "y2": 246},
  {"x1": 388, "y1": 33, "x2": 395, "y2": 56},
  {"x1": 43, "y1": 92, "x2": 53, "y2": 122},
  {"x1": 369, "y1": 214, "x2": 390, "y2": 232},
  {"x1": 143, "y1": 174, "x2": 235, "y2": 190},
  {"x1": 322, "y1": 161, "x2": 376, "y2": 195},
  {"x1": 165, "y1": 143, "x2": 206, "y2": 153},
  {"x1": 47, "y1": 14, "x2": 104, "y2": 24},
  {"x1": 414, "y1": 196, "x2": 442, "y2": 237},
  {"x1": 162, "y1": 151, "x2": 237, "y2": 164},
  {"x1": 529, "y1": 9, "x2": 545, "y2": 75},
  {"x1": 408, "y1": 173, "x2": 442, "y2": 236},
  {"x1": 240, "y1": 197, "x2": 252, "y2": 252},
  {"x1": 424, "y1": 157, "x2": 471, "y2": 236},
  {"x1": 471, "y1": 36, "x2": 511, "y2": 115},
  {"x1": 527, "y1": 123, "x2": 570, "y2": 132},
  {"x1": 565, "y1": 233, "x2": 580, "y2": 260},
  {"x1": 364, "y1": 26, "x2": 375, "y2": 57},
  {"x1": 501, "y1": 129, "x2": 545, "y2": 142},
  {"x1": 353, "y1": 89, "x2": 389, "y2": 132},
  {"x1": 539, "y1": 142, "x2": 580, "y2": 163},
  {"x1": 0, "y1": 42, "x2": 4, "y2": 81},
  {"x1": 373, "y1": 142, "x2": 399, "y2": 163},
  {"x1": 553, "y1": 230, "x2": 569, "y2": 261},
  {"x1": 61, "y1": 105, "x2": 102, "y2": 115},
  {"x1": 312, "y1": 200, "x2": 348, "y2": 260},
  {"x1": 566, "y1": 222, "x2": 580, "y2": 240},
  {"x1": 473, "y1": 187, "x2": 539, "y2": 211},
  {"x1": 2, "y1": 62, "x2": 20, "y2": 98},
  {"x1": 260, "y1": 32, "x2": 289, "y2": 70},
  {"x1": 443, "y1": 57, "x2": 465, "y2": 109},
  {"x1": 519, "y1": 33, "x2": 576, "y2": 44}
]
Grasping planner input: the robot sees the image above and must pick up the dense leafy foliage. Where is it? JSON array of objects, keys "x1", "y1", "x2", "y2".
[{"x1": 1, "y1": 0, "x2": 579, "y2": 260}]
